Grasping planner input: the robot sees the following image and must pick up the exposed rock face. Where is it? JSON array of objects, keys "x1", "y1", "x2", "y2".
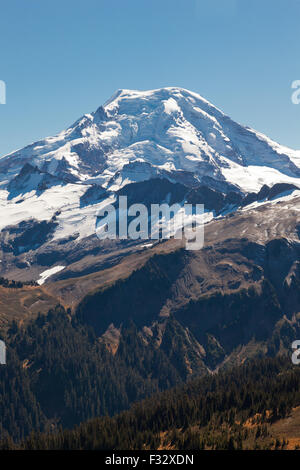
[{"x1": 7, "y1": 163, "x2": 63, "y2": 199}]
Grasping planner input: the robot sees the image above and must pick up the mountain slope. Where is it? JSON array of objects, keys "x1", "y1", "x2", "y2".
[
  {"x1": 72, "y1": 190, "x2": 300, "y2": 371},
  {"x1": 5, "y1": 355, "x2": 300, "y2": 450}
]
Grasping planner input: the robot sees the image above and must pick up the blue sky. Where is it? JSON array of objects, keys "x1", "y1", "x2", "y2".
[{"x1": 1, "y1": 0, "x2": 300, "y2": 156}]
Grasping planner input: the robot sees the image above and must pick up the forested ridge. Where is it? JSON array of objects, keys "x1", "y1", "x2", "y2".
[
  {"x1": 2, "y1": 355, "x2": 300, "y2": 450},
  {"x1": 0, "y1": 305, "x2": 190, "y2": 442},
  {"x1": 0, "y1": 286, "x2": 299, "y2": 449}
]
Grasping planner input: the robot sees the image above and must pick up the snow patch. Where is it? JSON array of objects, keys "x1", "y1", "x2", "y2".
[{"x1": 37, "y1": 266, "x2": 65, "y2": 285}]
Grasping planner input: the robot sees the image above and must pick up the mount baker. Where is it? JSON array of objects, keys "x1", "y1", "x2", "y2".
[{"x1": 0, "y1": 87, "x2": 299, "y2": 286}]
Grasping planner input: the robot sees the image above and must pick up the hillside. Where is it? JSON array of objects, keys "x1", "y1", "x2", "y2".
[{"x1": 4, "y1": 355, "x2": 300, "y2": 450}]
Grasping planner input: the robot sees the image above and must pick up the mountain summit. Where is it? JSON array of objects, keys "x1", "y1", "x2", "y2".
[{"x1": 1, "y1": 87, "x2": 299, "y2": 193}]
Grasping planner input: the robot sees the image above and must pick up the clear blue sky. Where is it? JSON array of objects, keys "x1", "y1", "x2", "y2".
[{"x1": 1, "y1": 0, "x2": 300, "y2": 156}]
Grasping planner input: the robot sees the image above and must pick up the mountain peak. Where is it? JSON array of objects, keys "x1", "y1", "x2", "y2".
[
  {"x1": 102, "y1": 86, "x2": 218, "y2": 116},
  {"x1": 0, "y1": 87, "x2": 299, "y2": 194}
]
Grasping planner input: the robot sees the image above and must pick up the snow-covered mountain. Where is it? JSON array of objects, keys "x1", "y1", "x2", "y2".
[
  {"x1": 1, "y1": 87, "x2": 299, "y2": 193},
  {"x1": 0, "y1": 87, "x2": 300, "y2": 284}
]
